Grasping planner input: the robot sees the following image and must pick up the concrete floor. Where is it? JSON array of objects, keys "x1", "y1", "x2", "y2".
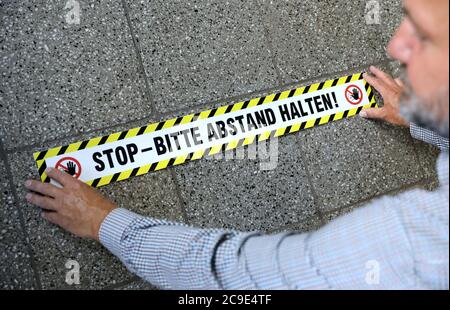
[{"x1": 0, "y1": 0, "x2": 441, "y2": 289}]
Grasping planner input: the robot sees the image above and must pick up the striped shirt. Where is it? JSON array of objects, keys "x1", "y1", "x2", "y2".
[{"x1": 99, "y1": 125, "x2": 449, "y2": 289}]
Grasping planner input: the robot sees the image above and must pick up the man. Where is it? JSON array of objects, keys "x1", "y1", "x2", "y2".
[{"x1": 25, "y1": 0, "x2": 448, "y2": 289}]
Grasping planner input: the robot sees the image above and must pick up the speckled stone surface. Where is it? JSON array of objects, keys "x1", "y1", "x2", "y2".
[
  {"x1": 0, "y1": 0, "x2": 442, "y2": 290},
  {"x1": 0, "y1": 0, "x2": 149, "y2": 150},
  {"x1": 126, "y1": 0, "x2": 279, "y2": 114},
  {"x1": 115, "y1": 279, "x2": 157, "y2": 290},
  {"x1": 322, "y1": 205, "x2": 358, "y2": 225},
  {"x1": 413, "y1": 140, "x2": 441, "y2": 181},
  {"x1": 173, "y1": 135, "x2": 320, "y2": 233},
  {"x1": 0, "y1": 158, "x2": 36, "y2": 289},
  {"x1": 257, "y1": 0, "x2": 403, "y2": 84},
  {"x1": 296, "y1": 117, "x2": 423, "y2": 212},
  {"x1": 7, "y1": 131, "x2": 185, "y2": 289}
]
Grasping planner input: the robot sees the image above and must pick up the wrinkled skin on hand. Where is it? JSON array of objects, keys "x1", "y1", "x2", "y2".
[{"x1": 25, "y1": 167, "x2": 117, "y2": 240}]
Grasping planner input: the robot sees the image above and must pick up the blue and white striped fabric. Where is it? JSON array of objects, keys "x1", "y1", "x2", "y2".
[
  {"x1": 411, "y1": 123, "x2": 449, "y2": 150},
  {"x1": 99, "y1": 126, "x2": 449, "y2": 290}
]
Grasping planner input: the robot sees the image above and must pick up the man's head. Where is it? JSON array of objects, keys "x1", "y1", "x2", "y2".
[{"x1": 388, "y1": 0, "x2": 449, "y2": 137}]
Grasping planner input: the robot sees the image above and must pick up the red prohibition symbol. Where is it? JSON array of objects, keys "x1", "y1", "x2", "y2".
[
  {"x1": 55, "y1": 157, "x2": 82, "y2": 179},
  {"x1": 345, "y1": 84, "x2": 364, "y2": 105}
]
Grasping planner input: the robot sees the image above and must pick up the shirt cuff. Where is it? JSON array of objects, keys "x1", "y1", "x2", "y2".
[
  {"x1": 410, "y1": 122, "x2": 421, "y2": 140},
  {"x1": 99, "y1": 208, "x2": 143, "y2": 259}
]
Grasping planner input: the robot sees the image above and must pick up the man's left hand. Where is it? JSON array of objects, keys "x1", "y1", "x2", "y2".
[
  {"x1": 361, "y1": 66, "x2": 410, "y2": 127},
  {"x1": 25, "y1": 168, "x2": 117, "y2": 241}
]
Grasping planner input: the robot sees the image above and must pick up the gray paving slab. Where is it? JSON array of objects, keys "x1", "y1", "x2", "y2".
[
  {"x1": 172, "y1": 134, "x2": 320, "y2": 233},
  {"x1": 126, "y1": 0, "x2": 279, "y2": 114},
  {"x1": 0, "y1": 0, "x2": 149, "y2": 150},
  {"x1": 0, "y1": 158, "x2": 36, "y2": 289},
  {"x1": 1, "y1": 0, "x2": 437, "y2": 290},
  {"x1": 323, "y1": 205, "x2": 358, "y2": 225},
  {"x1": 322, "y1": 167, "x2": 444, "y2": 223},
  {"x1": 257, "y1": 0, "x2": 403, "y2": 84},
  {"x1": 414, "y1": 140, "x2": 442, "y2": 181},
  {"x1": 7, "y1": 128, "x2": 185, "y2": 289},
  {"x1": 115, "y1": 279, "x2": 157, "y2": 290},
  {"x1": 297, "y1": 116, "x2": 423, "y2": 212}
]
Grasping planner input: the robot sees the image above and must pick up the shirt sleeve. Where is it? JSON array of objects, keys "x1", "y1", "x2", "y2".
[
  {"x1": 98, "y1": 181, "x2": 448, "y2": 289},
  {"x1": 410, "y1": 123, "x2": 449, "y2": 151}
]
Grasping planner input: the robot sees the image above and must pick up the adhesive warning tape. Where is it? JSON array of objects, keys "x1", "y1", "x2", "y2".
[{"x1": 34, "y1": 72, "x2": 376, "y2": 188}]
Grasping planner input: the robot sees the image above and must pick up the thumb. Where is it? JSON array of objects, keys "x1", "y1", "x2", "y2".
[
  {"x1": 360, "y1": 108, "x2": 385, "y2": 120},
  {"x1": 394, "y1": 78, "x2": 404, "y2": 88}
]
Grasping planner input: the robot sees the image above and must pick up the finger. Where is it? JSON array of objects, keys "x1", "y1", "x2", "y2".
[
  {"x1": 359, "y1": 108, "x2": 386, "y2": 120},
  {"x1": 369, "y1": 66, "x2": 396, "y2": 86},
  {"x1": 363, "y1": 73, "x2": 390, "y2": 97},
  {"x1": 395, "y1": 78, "x2": 404, "y2": 88},
  {"x1": 41, "y1": 211, "x2": 62, "y2": 226},
  {"x1": 26, "y1": 193, "x2": 59, "y2": 211},
  {"x1": 25, "y1": 180, "x2": 61, "y2": 198},
  {"x1": 45, "y1": 167, "x2": 76, "y2": 187}
]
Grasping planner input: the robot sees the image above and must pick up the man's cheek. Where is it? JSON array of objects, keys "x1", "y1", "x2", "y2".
[{"x1": 408, "y1": 60, "x2": 441, "y2": 98}]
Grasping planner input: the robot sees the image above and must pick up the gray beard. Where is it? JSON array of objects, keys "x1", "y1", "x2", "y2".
[{"x1": 398, "y1": 75, "x2": 449, "y2": 139}]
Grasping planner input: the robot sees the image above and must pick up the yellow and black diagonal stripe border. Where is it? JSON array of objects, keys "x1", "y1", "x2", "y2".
[{"x1": 34, "y1": 72, "x2": 376, "y2": 188}]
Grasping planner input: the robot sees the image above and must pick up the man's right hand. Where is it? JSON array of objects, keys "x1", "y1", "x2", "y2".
[{"x1": 361, "y1": 66, "x2": 410, "y2": 127}]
